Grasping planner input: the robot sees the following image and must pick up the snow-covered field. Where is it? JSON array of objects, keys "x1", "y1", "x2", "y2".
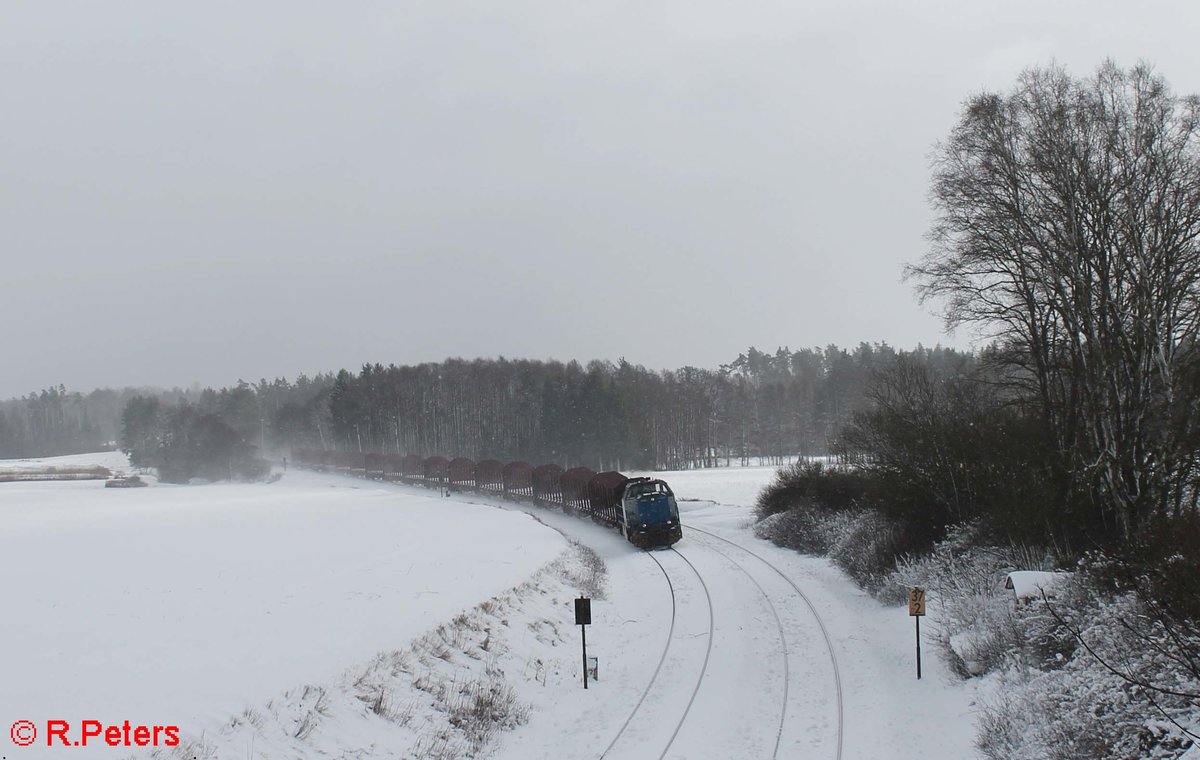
[
  {"x1": 0, "y1": 452, "x2": 564, "y2": 759},
  {"x1": 1, "y1": 454, "x2": 979, "y2": 759}
]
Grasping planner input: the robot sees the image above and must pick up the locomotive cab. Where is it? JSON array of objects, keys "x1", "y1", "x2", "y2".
[{"x1": 621, "y1": 477, "x2": 683, "y2": 548}]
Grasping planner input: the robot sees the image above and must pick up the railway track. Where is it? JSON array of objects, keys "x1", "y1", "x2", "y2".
[
  {"x1": 685, "y1": 525, "x2": 844, "y2": 760},
  {"x1": 597, "y1": 551, "x2": 677, "y2": 759},
  {"x1": 599, "y1": 547, "x2": 714, "y2": 760},
  {"x1": 687, "y1": 535, "x2": 791, "y2": 759}
]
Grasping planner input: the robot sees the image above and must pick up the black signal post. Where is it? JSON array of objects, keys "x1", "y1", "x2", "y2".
[{"x1": 575, "y1": 596, "x2": 592, "y2": 689}]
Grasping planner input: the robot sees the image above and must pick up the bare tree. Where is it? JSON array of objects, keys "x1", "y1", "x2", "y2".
[{"x1": 911, "y1": 61, "x2": 1200, "y2": 539}]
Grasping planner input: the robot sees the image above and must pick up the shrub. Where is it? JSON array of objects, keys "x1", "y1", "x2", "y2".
[
  {"x1": 754, "y1": 460, "x2": 870, "y2": 522},
  {"x1": 828, "y1": 508, "x2": 909, "y2": 593},
  {"x1": 754, "y1": 502, "x2": 848, "y2": 555},
  {"x1": 1086, "y1": 515, "x2": 1200, "y2": 624},
  {"x1": 447, "y1": 675, "x2": 529, "y2": 752},
  {"x1": 978, "y1": 588, "x2": 1200, "y2": 759},
  {"x1": 886, "y1": 524, "x2": 1075, "y2": 673},
  {"x1": 754, "y1": 461, "x2": 930, "y2": 594}
]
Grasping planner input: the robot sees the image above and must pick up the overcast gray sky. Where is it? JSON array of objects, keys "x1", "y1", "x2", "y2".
[{"x1": 3, "y1": 1, "x2": 1197, "y2": 398}]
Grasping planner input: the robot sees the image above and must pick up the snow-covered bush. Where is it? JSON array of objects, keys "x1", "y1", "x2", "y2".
[
  {"x1": 889, "y1": 525, "x2": 1012, "y2": 674},
  {"x1": 827, "y1": 508, "x2": 908, "y2": 593},
  {"x1": 885, "y1": 527, "x2": 1199, "y2": 758},
  {"x1": 753, "y1": 501, "x2": 852, "y2": 555},
  {"x1": 754, "y1": 459, "x2": 915, "y2": 591},
  {"x1": 755, "y1": 498, "x2": 917, "y2": 597},
  {"x1": 887, "y1": 524, "x2": 1068, "y2": 676},
  {"x1": 753, "y1": 456, "x2": 1200, "y2": 758},
  {"x1": 978, "y1": 588, "x2": 1200, "y2": 759}
]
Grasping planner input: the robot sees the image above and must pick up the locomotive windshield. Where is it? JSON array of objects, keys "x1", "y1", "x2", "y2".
[{"x1": 627, "y1": 480, "x2": 672, "y2": 499}]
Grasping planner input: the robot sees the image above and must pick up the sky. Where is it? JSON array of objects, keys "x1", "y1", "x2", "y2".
[{"x1": 3, "y1": 0, "x2": 1198, "y2": 399}]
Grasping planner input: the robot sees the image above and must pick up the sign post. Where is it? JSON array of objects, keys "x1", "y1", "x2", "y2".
[
  {"x1": 575, "y1": 597, "x2": 592, "y2": 689},
  {"x1": 909, "y1": 587, "x2": 926, "y2": 679}
]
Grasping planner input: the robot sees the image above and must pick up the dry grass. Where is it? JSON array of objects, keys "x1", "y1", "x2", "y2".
[
  {"x1": 447, "y1": 674, "x2": 529, "y2": 751},
  {"x1": 288, "y1": 685, "x2": 330, "y2": 740}
]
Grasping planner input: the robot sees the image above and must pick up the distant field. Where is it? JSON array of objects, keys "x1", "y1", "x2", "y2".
[
  {"x1": 0, "y1": 465, "x2": 111, "y2": 482},
  {"x1": 0, "y1": 451, "x2": 126, "y2": 483}
]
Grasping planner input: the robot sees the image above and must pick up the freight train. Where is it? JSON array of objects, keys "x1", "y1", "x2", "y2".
[{"x1": 289, "y1": 449, "x2": 683, "y2": 549}]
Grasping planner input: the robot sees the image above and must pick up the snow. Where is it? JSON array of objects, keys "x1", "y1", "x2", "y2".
[
  {"x1": 2, "y1": 455, "x2": 982, "y2": 758},
  {"x1": 0, "y1": 452, "x2": 565, "y2": 759},
  {"x1": 632, "y1": 463, "x2": 783, "y2": 512},
  {"x1": 0, "y1": 451, "x2": 129, "y2": 473},
  {"x1": 1004, "y1": 570, "x2": 1072, "y2": 600}
]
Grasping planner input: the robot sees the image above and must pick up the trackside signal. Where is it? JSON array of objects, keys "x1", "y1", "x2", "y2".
[{"x1": 576, "y1": 597, "x2": 592, "y2": 689}]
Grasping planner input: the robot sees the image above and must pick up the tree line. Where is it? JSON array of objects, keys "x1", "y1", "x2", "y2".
[
  {"x1": 0, "y1": 375, "x2": 338, "y2": 462},
  {"x1": 114, "y1": 375, "x2": 334, "y2": 483},
  {"x1": 105, "y1": 344, "x2": 964, "y2": 475},
  {"x1": 0, "y1": 385, "x2": 143, "y2": 458},
  {"x1": 283, "y1": 344, "x2": 967, "y2": 471},
  {"x1": 0, "y1": 343, "x2": 971, "y2": 472}
]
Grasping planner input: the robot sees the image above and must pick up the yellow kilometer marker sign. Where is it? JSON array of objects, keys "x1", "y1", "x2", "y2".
[
  {"x1": 909, "y1": 587, "x2": 927, "y2": 616},
  {"x1": 909, "y1": 587, "x2": 926, "y2": 679}
]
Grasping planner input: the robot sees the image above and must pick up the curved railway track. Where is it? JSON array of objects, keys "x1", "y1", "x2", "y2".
[
  {"x1": 685, "y1": 525, "x2": 844, "y2": 760},
  {"x1": 660, "y1": 547, "x2": 715, "y2": 758},
  {"x1": 598, "y1": 551, "x2": 676, "y2": 759},
  {"x1": 687, "y1": 536, "x2": 791, "y2": 759},
  {"x1": 599, "y1": 548, "x2": 715, "y2": 760}
]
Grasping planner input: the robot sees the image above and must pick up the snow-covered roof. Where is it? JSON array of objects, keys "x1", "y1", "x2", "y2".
[{"x1": 1004, "y1": 570, "x2": 1072, "y2": 599}]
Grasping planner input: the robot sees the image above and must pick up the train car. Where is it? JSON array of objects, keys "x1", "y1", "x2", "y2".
[
  {"x1": 291, "y1": 448, "x2": 683, "y2": 548},
  {"x1": 561, "y1": 467, "x2": 595, "y2": 514},
  {"x1": 587, "y1": 471, "x2": 628, "y2": 527},
  {"x1": 447, "y1": 458, "x2": 476, "y2": 491}
]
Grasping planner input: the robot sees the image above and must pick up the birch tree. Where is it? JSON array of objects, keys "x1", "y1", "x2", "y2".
[{"x1": 912, "y1": 62, "x2": 1200, "y2": 538}]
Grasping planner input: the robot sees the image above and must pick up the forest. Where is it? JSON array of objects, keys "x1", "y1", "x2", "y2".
[
  {"x1": 2, "y1": 344, "x2": 968, "y2": 471},
  {"x1": 307, "y1": 343, "x2": 966, "y2": 471}
]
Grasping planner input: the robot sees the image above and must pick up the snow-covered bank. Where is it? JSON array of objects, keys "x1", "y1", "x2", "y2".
[
  {"x1": 0, "y1": 454, "x2": 565, "y2": 759},
  {"x1": 161, "y1": 542, "x2": 607, "y2": 760}
]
